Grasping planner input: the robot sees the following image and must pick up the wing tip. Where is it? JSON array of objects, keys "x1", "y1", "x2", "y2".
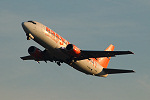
[
  {"x1": 132, "y1": 52, "x2": 135, "y2": 55},
  {"x1": 129, "y1": 51, "x2": 134, "y2": 54},
  {"x1": 20, "y1": 55, "x2": 34, "y2": 60},
  {"x1": 20, "y1": 57, "x2": 24, "y2": 60},
  {"x1": 131, "y1": 70, "x2": 135, "y2": 73}
]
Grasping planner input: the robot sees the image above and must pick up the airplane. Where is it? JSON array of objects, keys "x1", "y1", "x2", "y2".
[{"x1": 20, "y1": 20, "x2": 134, "y2": 77}]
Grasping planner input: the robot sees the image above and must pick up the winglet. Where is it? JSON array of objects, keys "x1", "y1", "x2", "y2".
[{"x1": 98, "y1": 44, "x2": 115, "y2": 68}]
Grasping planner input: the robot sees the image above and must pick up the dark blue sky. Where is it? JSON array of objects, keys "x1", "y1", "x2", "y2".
[{"x1": 0, "y1": 0, "x2": 150, "y2": 100}]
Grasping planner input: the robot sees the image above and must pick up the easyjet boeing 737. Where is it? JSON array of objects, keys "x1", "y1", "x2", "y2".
[{"x1": 21, "y1": 21, "x2": 134, "y2": 77}]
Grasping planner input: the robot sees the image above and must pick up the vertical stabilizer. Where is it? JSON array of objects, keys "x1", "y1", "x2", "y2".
[{"x1": 98, "y1": 44, "x2": 115, "y2": 68}]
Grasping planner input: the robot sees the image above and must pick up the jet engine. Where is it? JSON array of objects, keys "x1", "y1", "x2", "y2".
[
  {"x1": 66, "y1": 44, "x2": 81, "y2": 57},
  {"x1": 28, "y1": 46, "x2": 44, "y2": 60}
]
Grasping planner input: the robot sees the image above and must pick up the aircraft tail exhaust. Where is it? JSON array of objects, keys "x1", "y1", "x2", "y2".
[{"x1": 98, "y1": 44, "x2": 115, "y2": 68}]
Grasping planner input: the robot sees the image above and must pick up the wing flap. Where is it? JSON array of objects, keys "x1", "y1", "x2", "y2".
[{"x1": 103, "y1": 68, "x2": 135, "y2": 74}]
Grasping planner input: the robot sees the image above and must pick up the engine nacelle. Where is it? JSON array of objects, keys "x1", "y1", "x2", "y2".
[
  {"x1": 66, "y1": 44, "x2": 81, "y2": 57},
  {"x1": 28, "y1": 46, "x2": 43, "y2": 60}
]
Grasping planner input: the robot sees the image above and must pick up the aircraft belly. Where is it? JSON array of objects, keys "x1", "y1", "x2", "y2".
[{"x1": 70, "y1": 60, "x2": 103, "y2": 75}]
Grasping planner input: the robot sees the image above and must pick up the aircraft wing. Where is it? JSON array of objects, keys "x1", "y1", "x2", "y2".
[
  {"x1": 103, "y1": 68, "x2": 135, "y2": 74},
  {"x1": 20, "y1": 55, "x2": 34, "y2": 60},
  {"x1": 20, "y1": 49, "x2": 51, "y2": 61},
  {"x1": 77, "y1": 50, "x2": 134, "y2": 60}
]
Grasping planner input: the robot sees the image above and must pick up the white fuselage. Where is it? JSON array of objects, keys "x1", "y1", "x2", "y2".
[{"x1": 22, "y1": 21, "x2": 106, "y2": 77}]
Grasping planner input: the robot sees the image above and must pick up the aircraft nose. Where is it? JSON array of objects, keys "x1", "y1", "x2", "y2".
[
  {"x1": 22, "y1": 22, "x2": 30, "y2": 34},
  {"x1": 22, "y1": 22, "x2": 27, "y2": 29},
  {"x1": 22, "y1": 22, "x2": 25, "y2": 29}
]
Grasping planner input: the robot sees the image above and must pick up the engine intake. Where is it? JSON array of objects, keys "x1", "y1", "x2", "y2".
[
  {"x1": 66, "y1": 44, "x2": 73, "y2": 50},
  {"x1": 28, "y1": 46, "x2": 36, "y2": 53},
  {"x1": 66, "y1": 44, "x2": 81, "y2": 56},
  {"x1": 28, "y1": 46, "x2": 43, "y2": 60}
]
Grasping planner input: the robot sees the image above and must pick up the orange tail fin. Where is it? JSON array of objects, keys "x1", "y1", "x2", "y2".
[{"x1": 98, "y1": 44, "x2": 115, "y2": 68}]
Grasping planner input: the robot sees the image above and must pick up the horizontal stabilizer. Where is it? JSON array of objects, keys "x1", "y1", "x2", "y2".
[{"x1": 103, "y1": 68, "x2": 135, "y2": 74}]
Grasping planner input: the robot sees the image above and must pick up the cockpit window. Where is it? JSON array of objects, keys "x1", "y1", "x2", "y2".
[{"x1": 27, "y1": 21, "x2": 36, "y2": 24}]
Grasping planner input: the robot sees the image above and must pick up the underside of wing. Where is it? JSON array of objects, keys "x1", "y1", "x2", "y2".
[
  {"x1": 78, "y1": 50, "x2": 134, "y2": 60},
  {"x1": 20, "y1": 55, "x2": 45, "y2": 61},
  {"x1": 20, "y1": 48, "x2": 51, "y2": 61},
  {"x1": 103, "y1": 68, "x2": 135, "y2": 74},
  {"x1": 20, "y1": 55, "x2": 34, "y2": 60}
]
